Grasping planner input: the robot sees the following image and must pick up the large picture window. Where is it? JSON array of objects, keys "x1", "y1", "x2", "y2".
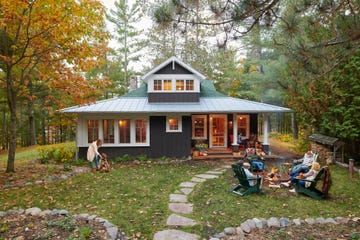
[
  {"x1": 86, "y1": 117, "x2": 148, "y2": 146},
  {"x1": 103, "y1": 119, "x2": 114, "y2": 143},
  {"x1": 118, "y1": 119, "x2": 130, "y2": 143},
  {"x1": 87, "y1": 120, "x2": 99, "y2": 143},
  {"x1": 135, "y1": 119, "x2": 147, "y2": 143}
]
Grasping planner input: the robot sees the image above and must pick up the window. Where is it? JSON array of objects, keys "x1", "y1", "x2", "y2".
[
  {"x1": 87, "y1": 120, "x2": 99, "y2": 143},
  {"x1": 118, "y1": 119, "x2": 130, "y2": 143},
  {"x1": 186, "y1": 80, "x2": 194, "y2": 90},
  {"x1": 103, "y1": 119, "x2": 114, "y2": 143},
  {"x1": 237, "y1": 115, "x2": 249, "y2": 138},
  {"x1": 154, "y1": 80, "x2": 162, "y2": 91},
  {"x1": 166, "y1": 116, "x2": 182, "y2": 132},
  {"x1": 135, "y1": 119, "x2": 147, "y2": 143},
  {"x1": 163, "y1": 79, "x2": 172, "y2": 90},
  {"x1": 192, "y1": 115, "x2": 207, "y2": 139},
  {"x1": 176, "y1": 80, "x2": 184, "y2": 91}
]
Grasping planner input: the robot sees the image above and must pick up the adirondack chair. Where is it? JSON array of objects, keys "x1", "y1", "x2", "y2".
[
  {"x1": 231, "y1": 164, "x2": 262, "y2": 196},
  {"x1": 293, "y1": 166, "x2": 332, "y2": 200}
]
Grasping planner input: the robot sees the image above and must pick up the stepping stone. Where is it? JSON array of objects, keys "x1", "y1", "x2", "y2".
[
  {"x1": 169, "y1": 203, "x2": 193, "y2": 214},
  {"x1": 180, "y1": 182, "x2": 197, "y2": 187},
  {"x1": 154, "y1": 229, "x2": 200, "y2": 240},
  {"x1": 180, "y1": 188, "x2": 193, "y2": 195},
  {"x1": 195, "y1": 174, "x2": 219, "y2": 179},
  {"x1": 191, "y1": 177, "x2": 206, "y2": 183},
  {"x1": 206, "y1": 171, "x2": 224, "y2": 175},
  {"x1": 166, "y1": 214, "x2": 197, "y2": 226},
  {"x1": 170, "y1": 194, "x2": 187, "y2": 203}
]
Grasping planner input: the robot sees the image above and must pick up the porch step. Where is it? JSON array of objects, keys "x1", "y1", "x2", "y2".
[{"x1": 207, "y1": 148, "x2": 232, "y2": 155}]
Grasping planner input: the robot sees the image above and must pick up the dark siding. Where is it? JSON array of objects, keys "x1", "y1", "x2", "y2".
[
  {"x1": 78, "y1": 116, "x2": 192, "y2": 160},
  {"x1": 149, "y1": 116, "x2": 192, "y2": 158},
  {"x1": 148, "y1": 92, "x2": 199, "y2": 103},
  {"x1": 156, "y1": 62, "x2": 193, "y2": 74}
]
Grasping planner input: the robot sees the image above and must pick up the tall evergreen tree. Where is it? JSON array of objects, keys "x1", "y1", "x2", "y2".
[{"x1": 107, "y1": 0, "x2": 147, "y2": 90}]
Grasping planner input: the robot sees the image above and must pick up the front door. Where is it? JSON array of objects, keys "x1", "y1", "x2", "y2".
[{"x1": 209, "y1": 114, "x2": 227, "y2": 148}]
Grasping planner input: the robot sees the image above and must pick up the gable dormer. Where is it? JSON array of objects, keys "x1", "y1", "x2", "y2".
[{"x1": 141, "y1": 56, "x2": 206, "y2": 103}]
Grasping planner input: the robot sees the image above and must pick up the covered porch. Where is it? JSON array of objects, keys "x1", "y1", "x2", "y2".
[{"x1": 190, "y1": 112, "x2": 278, "y2": 158}]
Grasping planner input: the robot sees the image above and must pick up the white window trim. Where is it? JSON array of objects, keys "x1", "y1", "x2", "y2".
[
  {"x1": 237, "y1": 114, "x2": 250, "y2": 139},
  {"x1": 192, "y1": 115, "x2": 207, "y2": 139},
  {"x1": 166, "y1": 116, "x2": 182, "y2": 132},
  {"x1": 148, "y1": 74, "x2": 200, "y2": 93},
  {"x1": 81, "y1": 116, "x2": 150, "y2": 147}
]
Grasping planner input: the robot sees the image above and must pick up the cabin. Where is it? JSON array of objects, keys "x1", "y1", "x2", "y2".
[{"x1": 61, "y1": 56, "x2": 291, "y2": 159}]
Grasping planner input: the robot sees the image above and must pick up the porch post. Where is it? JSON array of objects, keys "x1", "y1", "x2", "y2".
[
  {"x1": 232, "y1": 113, "x2": 238, "y2": 146},
  {"x1": 262, "y1": 113, "x2": 270, "y2": 154}
]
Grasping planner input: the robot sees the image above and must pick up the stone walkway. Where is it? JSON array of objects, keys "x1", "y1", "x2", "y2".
[{"x1": 153, "y1": 166, "x2": 228, "y2": 240}]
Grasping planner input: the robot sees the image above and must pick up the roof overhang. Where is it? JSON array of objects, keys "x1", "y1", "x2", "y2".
[
  {"x1": 61, "y1": 97, "x2": 292, "y2": 114},
  {"x1": 141, "y1": 56, "x2": 206, "y2": 83}
]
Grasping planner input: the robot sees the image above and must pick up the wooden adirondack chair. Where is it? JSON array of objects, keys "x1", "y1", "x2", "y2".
[
  {"x1": 293, "y1": 166, "x2": 332, "y2": 200},
  {"x1": 231, "y1": 164, "x2": 262, "y2": 196}
]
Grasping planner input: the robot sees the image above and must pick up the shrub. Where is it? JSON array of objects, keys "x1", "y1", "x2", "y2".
[{"x1": 37, "y1": 143, "x2": 76, "y2": 165}]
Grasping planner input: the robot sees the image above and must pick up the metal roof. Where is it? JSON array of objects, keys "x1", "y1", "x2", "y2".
[
  {"x1": 309, "y1": 133, "x2": 344, "y2": 146},
  {"x1": 61, "y1": 96, "x2": 292, "y2": 114}
]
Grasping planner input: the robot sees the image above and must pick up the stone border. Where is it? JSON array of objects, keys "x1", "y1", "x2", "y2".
[
  {"x1": 1, "y1": 166, "x2": 88, "y2": 189},
  {"x1": 0, "y1": 207, "x2": 128, "y2": 240},
  {"x1": 209, "y1": 216, "x2": 360, "y2": 239}
]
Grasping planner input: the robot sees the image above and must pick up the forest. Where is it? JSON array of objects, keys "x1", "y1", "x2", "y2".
[{"x1": 1, "y1": 0, "x2": 359, "y2": 172}]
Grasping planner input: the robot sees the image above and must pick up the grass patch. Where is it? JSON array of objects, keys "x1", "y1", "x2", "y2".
[
  {"x1": 1, "y1": 146, "x2": 359, "y2": 239},
  {"x1": 190, "y1": 165, "x2": 360, "y2": 238},
  {"x1": 0, "y1": 162, "x2": 217, "y2": 239}
]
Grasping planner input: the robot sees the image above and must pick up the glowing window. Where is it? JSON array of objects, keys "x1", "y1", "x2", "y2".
[
  {"x1": 176, "y1": 80, "x2": 184, "y2": 91},
  {"x1": 163, "y1": 79, "x2": 172, "y2": 90},
  {"x1": 118, "y1": 119, "x2": 130, "y2": 143}
]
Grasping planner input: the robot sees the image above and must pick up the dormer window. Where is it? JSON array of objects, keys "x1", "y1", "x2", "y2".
[
  {"x1": 164, "y1": 79, "x2": 172, "y2": 90},
  {"x1": 186, "y1": 80, "x2": 194, "y2": 90},
  {"x1": 152, "y1": 78, "x2": 196, "y2": 92},
  {"x1": 176, "y1": 80, "x2": 184, "y2": 91},
  {"x1": 154, "y1": 80, "x2": 162, "y2": 91}
]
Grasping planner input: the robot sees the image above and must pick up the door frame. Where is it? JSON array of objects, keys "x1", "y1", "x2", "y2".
[{"x1": 209, "y1": 114, "x2": 227, "y2": 148}]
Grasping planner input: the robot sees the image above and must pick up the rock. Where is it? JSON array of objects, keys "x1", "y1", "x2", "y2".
[{"x1": 25, "y1": 207, "x2": 42, "y2": 216}]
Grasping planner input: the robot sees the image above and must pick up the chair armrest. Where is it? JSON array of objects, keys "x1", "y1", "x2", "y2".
[{"x1": 294, "y1": 177, "x2": 315, "y2": 183}]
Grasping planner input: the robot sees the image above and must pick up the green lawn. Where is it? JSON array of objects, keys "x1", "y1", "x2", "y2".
[{"x1": 1, "y1": 158, "x2": 359, "y2": 239}]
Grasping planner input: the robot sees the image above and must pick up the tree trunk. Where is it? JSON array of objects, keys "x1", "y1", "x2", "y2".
[
  {"x1": 6, "y1": 69, "x2": 17, "y2": 173},
  {"x1": 41, "y1": 115, "x2": 46, "y2": 145},
  {"x1": 291, "y1": 112, "x2": 298, "y2": 139},
  {"x1": 28, "y1": 81, "x2": 37, "y2": 146},
  {"x1": 1, "y1": 106, "x2": 7, "y2": 150}
]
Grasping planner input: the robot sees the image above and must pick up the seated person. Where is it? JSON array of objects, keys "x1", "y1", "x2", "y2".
[
  {"x1": 297, "y1": 161, "x2": 321, "y2": 188},
  {"x1": 247, "y1": 133, "x2": 258, "y2": 148},
  {"x1": 281, "y1": 163, "x2": 310, "y2": 188},
  {"x1": 237, "y1": 133, "x2": 247, "y2": 149},
  {"x1": 242, "y1": 162, "x2": 259, "y2": 186},
  {"x1": 294, "y1": 150, "x2": 316, "y2": 165}
]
